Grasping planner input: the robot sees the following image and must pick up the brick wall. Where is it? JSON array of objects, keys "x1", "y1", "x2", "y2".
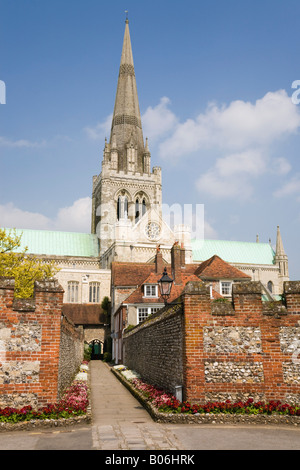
[
  {"x1": 123, "y1": 280, "x2": 300, "y2": 405},
  {"x1": 0, "y1": 277, "x2": 84, "y2": 409}
]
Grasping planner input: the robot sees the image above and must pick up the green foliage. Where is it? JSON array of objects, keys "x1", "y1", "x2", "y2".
[
  {"x1": 104, "y1": 336, "x2": 112, "y2": 354},
  {"x1": 103, "y1": 352, "x2": 112, "y2": 362},
  {"x1": 101, "y1": 296, "x2": 110, "y2": 312},
  {"x1": 101, "y1": 296, "x2": 111, "y2": 324},
  {"x1": 83, "y1": 343, "x2": 92, "y2": 361},
  {"x1": 125, "y1": 324, "x2": 136, "y2": 332},
  {"x1": 0, "y1": 228, "x2": 58, "y2": 299}
]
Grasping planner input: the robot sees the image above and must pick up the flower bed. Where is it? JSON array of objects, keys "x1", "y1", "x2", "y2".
[
  {"x1": 0, "y1": 364, "x2": 89, "y2": 424},
  {"x1": 131, "y1": 377, "x2": 300, "y2": 417}
]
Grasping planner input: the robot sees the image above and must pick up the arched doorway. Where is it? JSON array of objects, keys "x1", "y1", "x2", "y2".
[{"x1": 89, "y1": 339, "x2": 103, "y2": 360}]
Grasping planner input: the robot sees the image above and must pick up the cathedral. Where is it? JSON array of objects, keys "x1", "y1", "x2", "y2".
[{"x1": 4, "y1": 19, "x2": 289, "y2": 340}]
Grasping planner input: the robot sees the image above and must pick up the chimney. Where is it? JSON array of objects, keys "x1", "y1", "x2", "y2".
[
  {"x1": 155, "y1": 245, "x2": 163, "y2": 274},
  {"x1": 171, "y1": 242, "x2": 182, "y2": 285},
  {"x1": 180, "y1": 242, "x2": 186, "y2": 268}
]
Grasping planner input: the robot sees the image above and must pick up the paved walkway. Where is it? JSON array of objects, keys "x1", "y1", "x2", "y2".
[{"x1": 90, "y1": 360, "x2": 184, "y2": 450}]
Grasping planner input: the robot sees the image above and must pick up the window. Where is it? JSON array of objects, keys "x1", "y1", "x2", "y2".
[
  {"x1": 89, "y1": 282, "x2": 100, "y2": 303},
  {"x1": 144, "y1": 284, "x2": 158, "y2": 297},
  {"x1": 220, "y1": 281, "x2": 232, "y2": 296},
  {"x1": 67, "y1": 281, "x2": 79, "y2": 303},
  {"x1": 135, "y1": 198, "x2": 140, "y2": 223},
  {"x1": 142, "y1": 199, "x2": 146, "y2": 216},
  {"x1": 267, "y1": 281, "x2": 273, "y2": 293},
  {"x1": 117, "y1": 196, "x2": 121, "y2": 221},
  {"x1": 117, "y1": 195, "x2": 128, "y2": 220},
  {"x1": 135, "y1": 195, "x2": 147, "y2": 223},
  {"x1": 138, "y1": 307, "x2": 160, "y2": 323}
]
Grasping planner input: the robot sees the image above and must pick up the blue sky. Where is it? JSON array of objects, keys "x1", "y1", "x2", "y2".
[{"x1": 0, "y1": 0, "x2": 300, "y2": 279}]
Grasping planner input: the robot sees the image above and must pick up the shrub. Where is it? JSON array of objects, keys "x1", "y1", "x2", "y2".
[{"x1": 103, "y1": 352, "x2": 112, "y2": 362}]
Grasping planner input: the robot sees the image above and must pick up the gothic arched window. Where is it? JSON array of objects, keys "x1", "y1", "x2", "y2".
[
  {"x1": 117, "y1": 194, "x2": 129, "y2": 220},
  {"x1": 117, "y1": 196, "x2": 121, "y2": 221},
  {"x1": 142, "y1": 198, "x2": 146, "y2": 216},
  {"x1": 267, "y1": 281, "x2": 273, "y2": 293},
  {"x1": 135, "y1": 199, "x2": 140, "y2": 223},
  {"x1": 135, "y1": 195, "x2": 147, "y2": 224}
]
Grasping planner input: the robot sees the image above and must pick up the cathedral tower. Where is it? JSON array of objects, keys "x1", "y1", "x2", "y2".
[{"x1": 91, "y1": 19, "x2": 164, "y2": 265}]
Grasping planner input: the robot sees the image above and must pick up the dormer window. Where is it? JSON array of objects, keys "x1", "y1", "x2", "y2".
[{"x1": 144, "y1": 284, "x2": 158, "y2": 297}]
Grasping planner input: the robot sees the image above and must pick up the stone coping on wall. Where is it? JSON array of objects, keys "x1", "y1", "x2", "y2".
[{"x1": 111, "y1": 366, "x2": 300, "y2": 427}]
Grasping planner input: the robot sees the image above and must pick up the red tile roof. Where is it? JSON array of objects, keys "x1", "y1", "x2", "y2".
[
  {"x1": 123, "y1": 272, "x2": 202, "y2": 305},
  {"x1": 62, "y1": 304, "x2": 106, "y2": 325},
  {"x1": 111, "y1": 261, "x2": 158, "y2": 286},
  {"x1": 194, "y1": 255, "x2": 251, "y2": 280}
]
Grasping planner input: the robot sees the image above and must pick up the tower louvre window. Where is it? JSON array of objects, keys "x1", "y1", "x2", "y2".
[
  {"x1": 135, "y1": 199, "x2": 140, "y2": 223},
  {"x1": 117, "y1": 195, "x2": 128, "y2": 220},
  {"x1": 142, "y1": 199, "x2": 146, "y2": 216}
]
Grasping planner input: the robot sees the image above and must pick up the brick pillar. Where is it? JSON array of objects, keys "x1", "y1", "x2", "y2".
[
  {"x1": 34, "y1": 280, "x2": 64, "y2": 405},
  {"x1": 182, "y1": 281, "x2": 210, "y2": 403},
  {"x1": 232, "y1": 281, "x2": 262, "y2": 315},
  {"x1": 284, "y1": 281, "x2": 300, "y2": 314},
  {"x1": 0, "y1": 278, "x2": 64, "y2": 409}
]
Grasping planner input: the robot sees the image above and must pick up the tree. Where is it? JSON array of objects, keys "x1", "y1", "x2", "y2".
[
  {"x1": 0, "y1": 228, "x2": 58, "y2": 299},
  {"x1": 101, "y1": 296, "x2": 111, "y2": 324}
]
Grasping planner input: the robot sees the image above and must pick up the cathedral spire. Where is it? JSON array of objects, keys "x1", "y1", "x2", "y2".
[
  {"x1": 275, "y1": 225, "x2": 286, "y2": 257},
  {"x1": 275, "y1": 225, "x2": 289, "y2": 282},
  {"x1": 110, "y1": 18, "x2": 145, "y2": 172}
]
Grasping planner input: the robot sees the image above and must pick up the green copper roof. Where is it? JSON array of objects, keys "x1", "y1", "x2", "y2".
[
  {"x1": 4, "y1": 228, "x2": 100, "y2": 258},
  {"x1": 191, "y1": 238, "x2": 275, "y2": 265}
]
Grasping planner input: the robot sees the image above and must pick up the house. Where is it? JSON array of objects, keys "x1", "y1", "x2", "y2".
[
  {"x1": 112, "y1": 243, "x2": 251, "y2": 363},
  {"x1": 194, "y1": 254, "x2": 251, "y2": 298}
]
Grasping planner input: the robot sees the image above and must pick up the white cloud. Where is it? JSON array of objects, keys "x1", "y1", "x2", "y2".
[
  {"x1": 142, "y1": 97, "x2": 178, "y2": 142},
  {"x1": 271, "y1": 157, "x2": 292, "y2": 176},
  {"x1": 158, "y1": 90, "x2": 300, "y2": 160},
  {"x1": 196, "y1": 149, "x2": 266, "y2": 200},
  {"x1": 82, "y1": 90, "x2": 299, "y2": 203},
  {"x1": 0, "y1": 197, "x2": 92, "y2": 233},
  {"x1": 0, "y1": 203, "x2": 52, "y2": 230},
  {"x1": 84, "y1": 114, "x2": 113, "y2": 141},
  {"x1": 0, "y1": 137, "x2": 46, "y2": 148},
  {"x1": 274, "y1": 174, "x2": 300, "y2": 201},
  {"x1": 55, "y1": 198, "x2": 92, "y2": 232}
]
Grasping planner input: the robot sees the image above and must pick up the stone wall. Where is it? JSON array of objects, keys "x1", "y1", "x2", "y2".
[
  {"x1": 0, "y1": 277, "x2": 84, "y2": 409},
  {"x1": 57, "y1": 316, "x2": 84, "y2": 398},
  {"x1": 123, "y1": 280, "x2": 300, "y2": 405}
]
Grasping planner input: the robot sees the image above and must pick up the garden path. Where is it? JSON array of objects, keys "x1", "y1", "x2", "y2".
[{"x1": 89, "y1": 360, "x2": 184, "y2": 450}]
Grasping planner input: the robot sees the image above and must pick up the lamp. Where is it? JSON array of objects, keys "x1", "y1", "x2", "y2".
[{"x1": 158, "y1": 267, "x2": 173, "y2": 304}]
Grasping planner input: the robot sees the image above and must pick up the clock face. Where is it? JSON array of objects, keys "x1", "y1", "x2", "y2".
[{"x1": 145, "y1": 222, "x2": 161, "y2": 240}]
